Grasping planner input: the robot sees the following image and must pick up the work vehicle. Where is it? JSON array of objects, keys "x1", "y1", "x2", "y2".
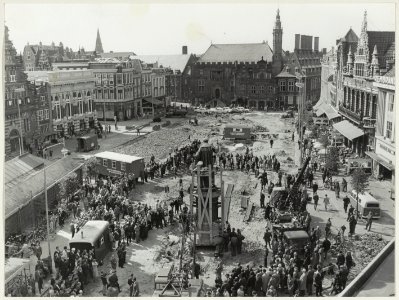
[
  {"x1": 283, "y1": 230, "x2": 310, "y2": 255},
  {"x1": 94, "y1": 151, "x2": 145, "y2": 179},
  {"x1": 69, "y1": 220, "x2": 111, "y2": 260},
  {"x1": 223, "y1": 125, "x2": 256, "y2": 141},
  {"x1": 348, "y1": 190, "x2": 381, "y2": 219},
  {"x1": 76, "y1": 134, "x2": 99, "y2": 152}
]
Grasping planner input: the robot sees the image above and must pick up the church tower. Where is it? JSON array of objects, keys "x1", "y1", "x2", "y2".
[
  {"x1": 95, "y1": 28, "x2": 104, "y2": 54},
  {"x1": 272, "y1": 9, "x2": 283, "y2": 75}
]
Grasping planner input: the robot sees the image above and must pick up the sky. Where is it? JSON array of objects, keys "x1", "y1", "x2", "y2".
[{"x1": 4, "y1": 2, "x2": 396, "y2": 56}]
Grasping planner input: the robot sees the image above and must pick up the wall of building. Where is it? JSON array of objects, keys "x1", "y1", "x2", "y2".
[{"x1": 48, "y1": 70, "x2": 96, "y2": 136}]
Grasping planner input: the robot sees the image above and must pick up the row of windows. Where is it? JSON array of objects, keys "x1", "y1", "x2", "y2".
[
  {"x1": 279, "y1": 80, "x2": 297, "y2": 92},
  {"x1": 53, "y1": 100, "x2": 94, "y2": 120},
  {"x1": 152, "y1": 77, "x2": 165, "y2": 87},
  {"x1": 94, "y1": 73, "x2": 142, "y2": 86},
  {"x1": 96, "y1": 87, "x2": 141, "y2": 100},
  {"x1": 37, "y1": 109, "x2": 49, "y2": 121},
  {"x1": 51, "y1": 91, "x2": 92, "y2": 102},
  {"x1": 103, "y1": 159, "x2": 126, "y2": 171}
]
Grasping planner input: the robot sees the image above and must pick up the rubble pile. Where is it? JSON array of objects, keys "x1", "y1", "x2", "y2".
[
  {"x1": 115, "y1": 126, "x2": 208, "y2": 161},
  {"x1": 352, "y1": 233, "x2": 388, "y2": 269},
  {"x1": 254, "y1": 125, "x2": 269, "y2": 132}
]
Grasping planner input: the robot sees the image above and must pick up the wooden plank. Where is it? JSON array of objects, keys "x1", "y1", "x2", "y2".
[
  {"x1": 224, "y1": 184, "x2": 234, "y2": 221},
  {"x1": 244, "y1": 202, "x2": 254, "y2": 222}
]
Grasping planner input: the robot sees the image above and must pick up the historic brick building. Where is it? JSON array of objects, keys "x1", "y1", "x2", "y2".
[
  {"x1": 4, "y1": 26, "x2": 41, "y2": 159},
  {"x1": 23, "y1": 41, "x2": 75, "y2": 71},
  {"x1": 190, "y1": 10, "x2": 322, "y2": 109}
]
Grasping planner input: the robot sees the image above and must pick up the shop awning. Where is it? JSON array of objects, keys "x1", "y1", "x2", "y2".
[
  {"x1": 365, "y1": 151, "x2": 395, "y2": 171},
  {"x1": 314, "y1": 98, "x2": 325, "y2": 109},
  {"x1": 315, "y1": 105, "x2": 327, "y2": 117},
  {"x1": 324, "y1": 105, "x2": 341, "y2": 120},
  {"x1": 333, "y1": 120, "x2": 364, "y2": 141},
  {"x1": 142, "y1": 98, "x2": 164, "y2": 106}
]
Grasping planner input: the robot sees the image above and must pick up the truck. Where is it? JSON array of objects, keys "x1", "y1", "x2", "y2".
[{"x1": 223, "y1": 125, "x2": 256, "y2": 142}]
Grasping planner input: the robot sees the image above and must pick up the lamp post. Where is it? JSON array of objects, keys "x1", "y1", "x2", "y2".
[
  {"x1": 295, "y1": 75, "x2": 305, "y2": 162},
  {"x1": 43, "y1": 167, "x2": 53, "y2": 273},
  {"x1": 103, "y1": 101, "x2": 107, "y2": 138}
]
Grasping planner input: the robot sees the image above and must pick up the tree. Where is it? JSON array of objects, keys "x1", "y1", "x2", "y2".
[
  {"x1": 350, "y1": 167, "x2": 370, "y2": 220},
  {"x1": 318, "y1": 133, "x2": 330, "y2": 163},
  {"x1": 84, "y1": 156, "x2": 99, "y2": 181},
  {"x1": 58, "y1": 172, "x2": 80, "y2": 202},
  {"x1": 325, "y1": 146, "x2": 340, "y2": 174}
]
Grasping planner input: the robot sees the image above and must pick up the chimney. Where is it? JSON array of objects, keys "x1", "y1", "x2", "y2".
[
  {"x1": 314, "y1": 37, "x2": 319, "y2": 52},
  {"x1": 182, "y1": 46, "x2": 188, "y2": 55},
  {"x1": 295, "y1": 34, "x2": 300, "y2": 50}
]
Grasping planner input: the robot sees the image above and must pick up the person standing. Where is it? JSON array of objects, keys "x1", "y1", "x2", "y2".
[
  {"x1": 347, "y1": 205, "x2": 354, "y2": 221},
  {"x1": 313, "y1": 192, "x2": 319, "y2": 211},
  {"x1": 343, "y1": 195, "x2": 350, "y2": 213},
  {"x1": 348, "y1": 215, "x2": 357, "y2": 236},
  {"x1": 314, "y1": 265, "x2": 323, "y2": 296},
  {"x1": 323, "y1": 194, "x2": 330, "y2": 211},
  {"x1": 292, "y1": 132, "x2": 294, "y2": 141},
  {"x1": 70, "y1": 223, "x2": 75, "y2": 238},
  {"x1": 306, "y1": 265, "x2": 314, "y2": 296},
  {"x1": 334, "y1": 181, "x2": 340, "y2": 199},
  {"x1": 365, "y1": 212, "x2": 373, "y2": 231},
  {"x1": 270, "y1": 139, "x2": 274, "y2": 148},
  {"x1": 342, "y1": 178, "x2": 348, "y2": 192},
  {"x1": 128, "y1": 274, "x2": 134, "y2": 296},
  {"x1": 260, "y1": 191, "x2": 265, "y2": 208}
]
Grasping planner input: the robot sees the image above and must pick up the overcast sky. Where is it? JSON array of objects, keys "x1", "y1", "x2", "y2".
[{"x1": 4, "y1": 2, "x2": 396, "y2": 56}]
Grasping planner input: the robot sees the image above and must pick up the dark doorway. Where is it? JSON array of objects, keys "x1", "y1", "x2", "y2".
[{"x1": 215, "y1": 88, "x2": 221, "y2": 99}]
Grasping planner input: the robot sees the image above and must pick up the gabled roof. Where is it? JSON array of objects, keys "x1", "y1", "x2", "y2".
[
  {"x1": 276, "y1": 66, "x2": 297, "y2": 78},
  {"x1": 384, "y1": 65, "x2": 395, "y2": 77},
  {"x1": 344, "y1": 28, "x2": 359, "y2": 43},
  {"x1": 198, "y1": 43, "x2": 273, "y2": 64},
  {"x1": 367, "y1": 31, "x2": 395, "y2": 67},
  {"x1": 132, "y1": 54, "x2": 192, "y2": 72}
]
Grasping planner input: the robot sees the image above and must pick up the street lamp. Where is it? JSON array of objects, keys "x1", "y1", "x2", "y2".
[
  {"x1": 43, "y1": 166, "x2": 53, "y2": 273},
  {"x1": 295, "y1": 76, "x2": 305, "y2": 162}
]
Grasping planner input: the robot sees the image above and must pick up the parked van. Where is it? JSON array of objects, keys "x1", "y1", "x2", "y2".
[
  {"x1": 69, "y1": 220, "x2": 111, "y2": 260},
  {"x1": 348, "y1": 190, "x2": 381, "y2": 219},
  {"x1": 283, "y1": 230, "x2": 310, "y2": 255}
]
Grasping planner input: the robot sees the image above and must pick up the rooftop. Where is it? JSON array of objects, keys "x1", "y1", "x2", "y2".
[
  {"x1": 5, "y1": 157, "x2": 83, "y2": 218},
  {"x1": 132, "y1": 54, "x2": 192, "y2": 73},
  {"x1": 94, "y1": 151, "x2": 143, "y2": 163},
  {"x1": 198, "y1": 43, "x2": 273, "y2": 64}
]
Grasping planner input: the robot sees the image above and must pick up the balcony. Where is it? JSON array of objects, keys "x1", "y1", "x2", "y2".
[
  {"x1": 362, "y1": 117, "x2": 376, "y2": 129},
  {"x1": 338, "y1": 104, "x2": 361, "y2": 123}
]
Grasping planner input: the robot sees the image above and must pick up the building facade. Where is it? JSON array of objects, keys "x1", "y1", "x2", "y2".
[
  {"x1": 23, "y1": 41, "x2": 74, "y2": 71},
  {"x1": 5, "y1": 26, "x2": 41, "y2": 159},
  {"x1": 368, "y1": 68, "x2": 395, "y2": 186},
  {"x1": 89, "y1": 58, "x2": 142, "y2": 121},
  {"x1": 336, "y1": 12, "x2": 395, "y2": 154},
  {"x1": 320, "y1": 47, "x2": 337, "y2": 107},
  {"x1": 190, "y1": 11, "x2": 322, "y2": 109},
  {"x1": 48, "y1": 70, "x2": 96, "y2": 137}
]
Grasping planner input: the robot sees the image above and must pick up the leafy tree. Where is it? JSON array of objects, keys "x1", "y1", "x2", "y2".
[
  {"x1": 84, "y1": 157, "x2": 99, "y2": 181},
  {"x1": 58, "y1": 172, "x2": 80, "y2": 202},
  {"x1": 351, "y1": 167, "x2": 370, "y2": 220},
  {"x1": 325, "y1": 146, "x2": 340, "y2": 174},
  {"x1": 318, "y1": 133, "x2": 330, "y2": 163}
]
